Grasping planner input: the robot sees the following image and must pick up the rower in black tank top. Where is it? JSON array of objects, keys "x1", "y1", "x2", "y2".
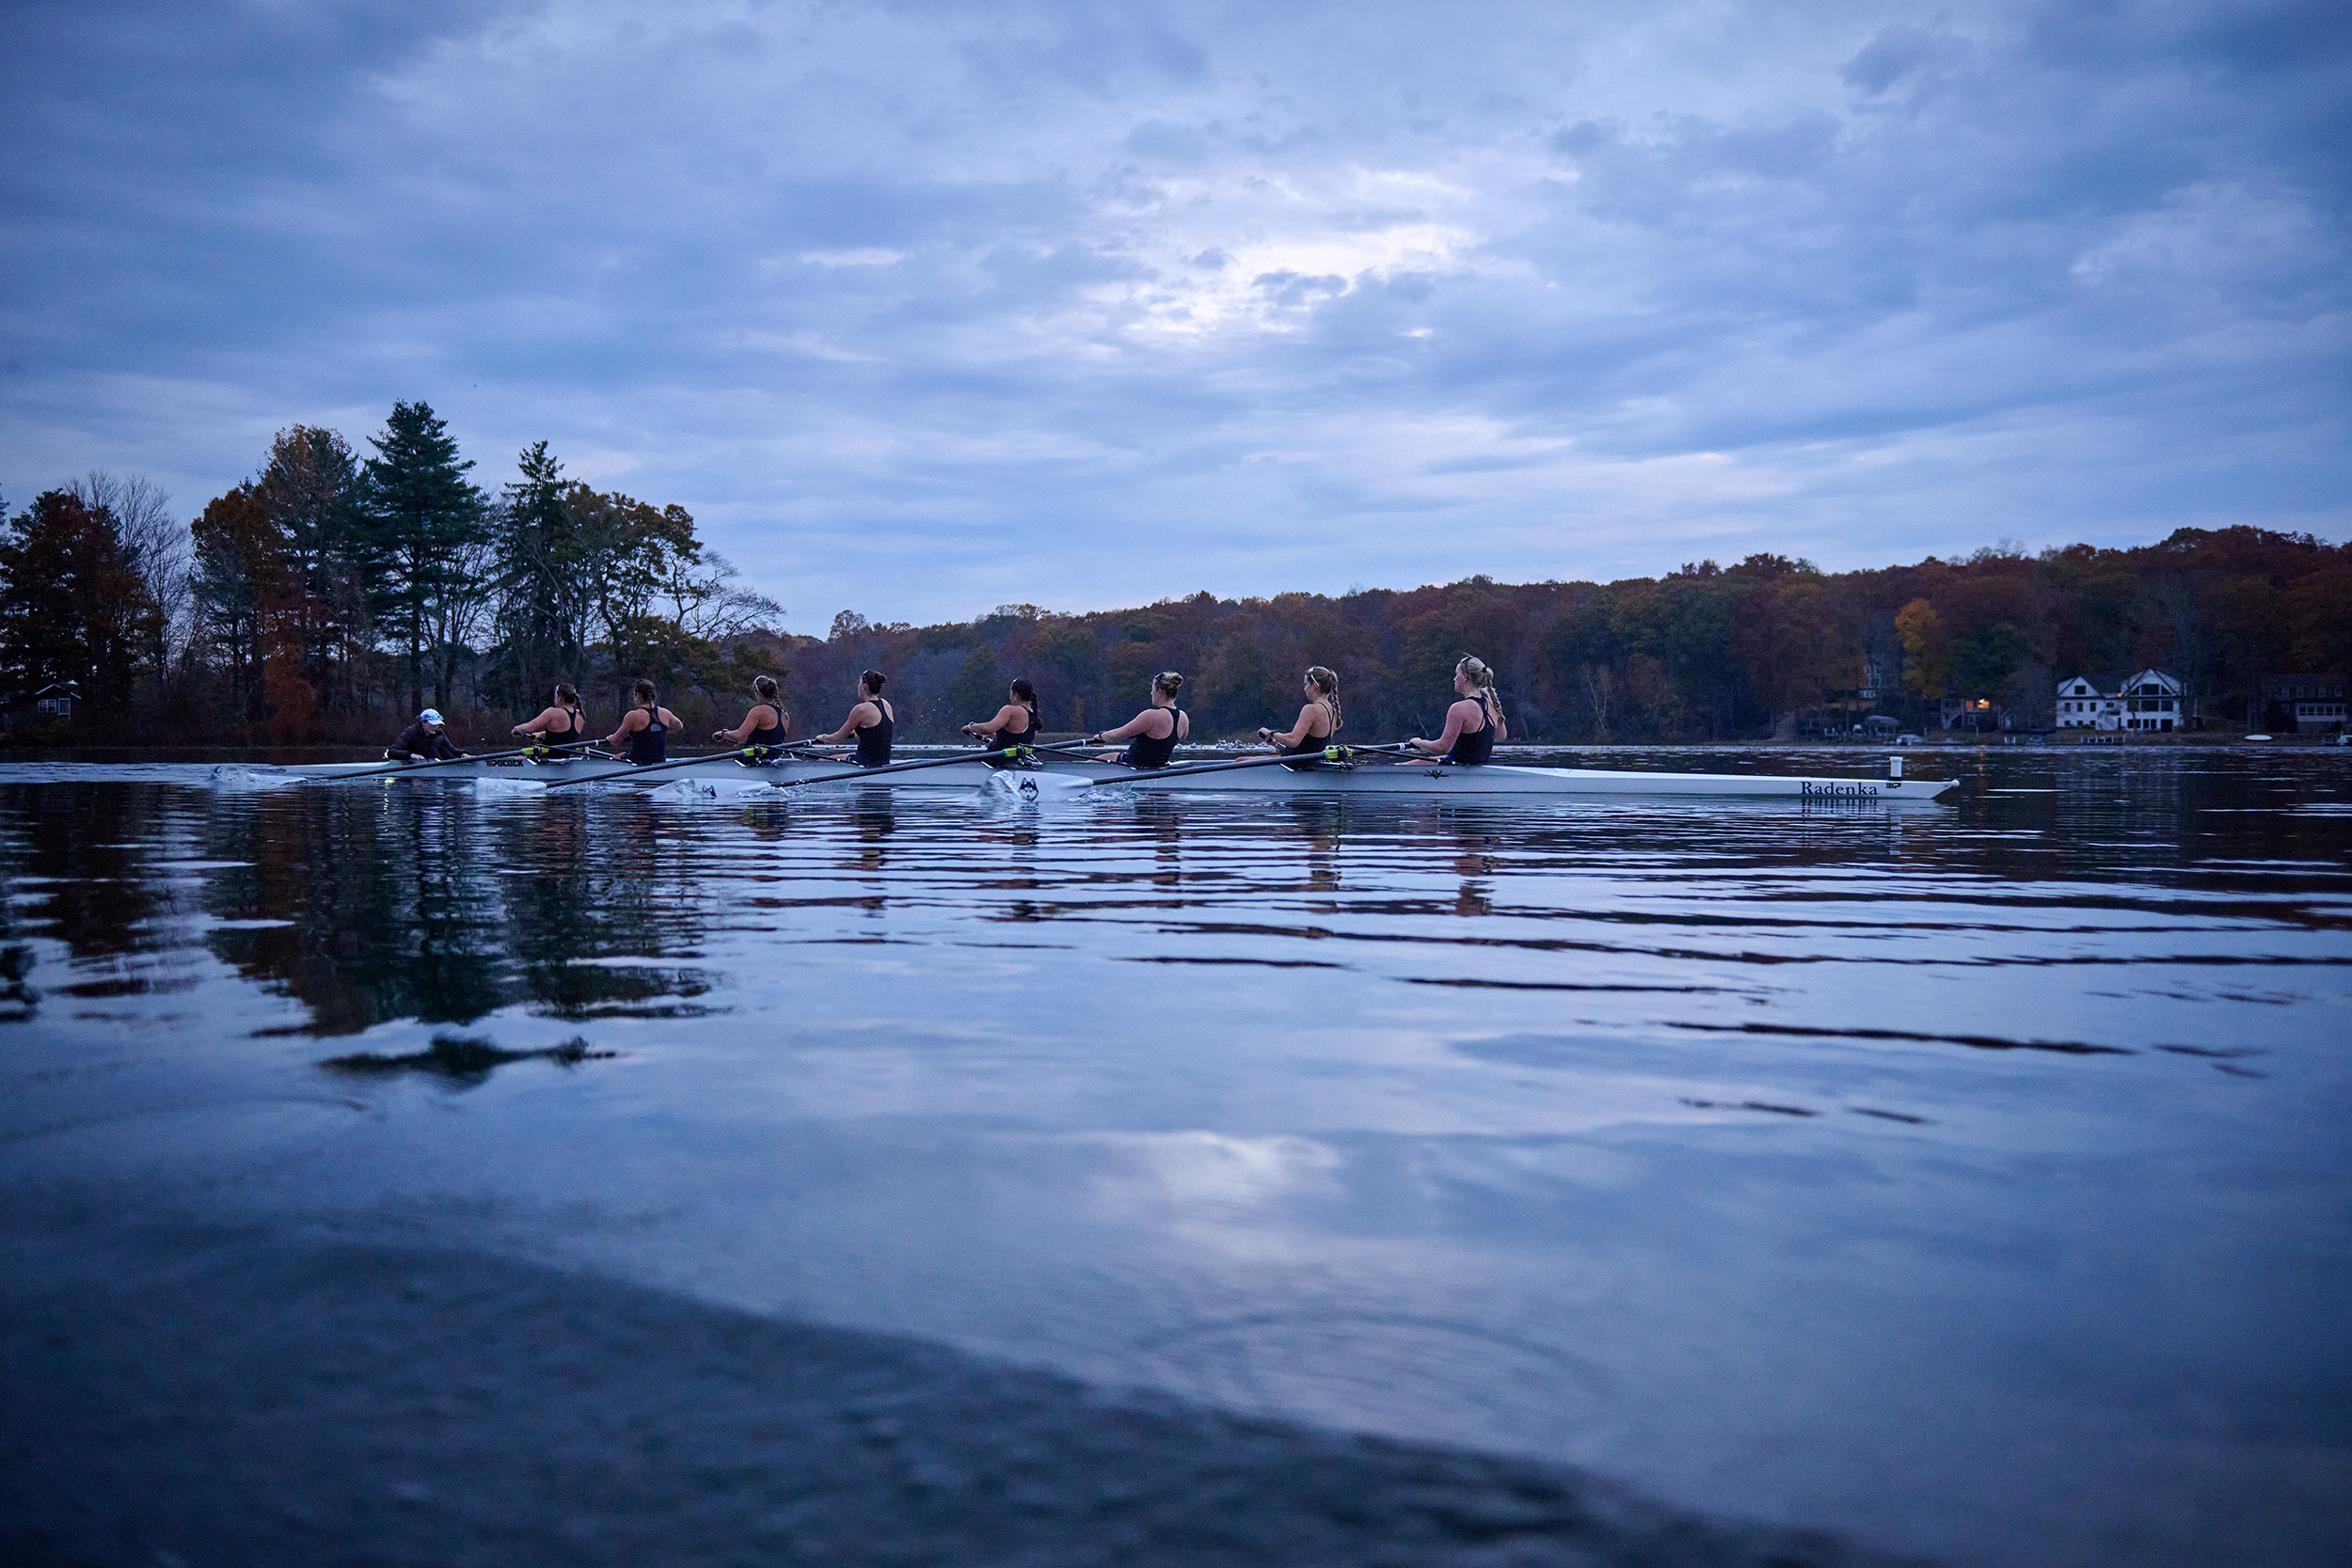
[
  {"x1": 1124, "y1": 709, "x2": 1181, "y2": 769},
  {"x1": 745, "y1": 704, "x2": 784, "y2": 749},
  {"x1": 630, "y1": 709, "x2": 667, "y2": 765},
  {"x1": 1280, "y1": 699, "x2": 1337, "y2": 769},
  {"x1": 548, "y1": 704, "x2": 582, "y2": 740},
  {"x1": 983, "y1": 702, "x2": 1037, "y2": 768},
  {"x1": 855, "y1": 699, "x2": 894, "y2": 767},
  {"x1": 1446, "y1": 695, "x2": 1496, "y2": 766}
]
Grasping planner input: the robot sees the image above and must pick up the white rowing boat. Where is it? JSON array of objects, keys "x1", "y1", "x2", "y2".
[{"x1": 256, "y1": 751, "x2": 1958, "y2": 802}]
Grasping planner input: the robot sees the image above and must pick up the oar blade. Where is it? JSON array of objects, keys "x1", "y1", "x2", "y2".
[{"x1": 983, "y1": 769, "x2": 1097, "y2": 804}]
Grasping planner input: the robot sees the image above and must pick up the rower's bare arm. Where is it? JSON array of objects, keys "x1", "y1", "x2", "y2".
[
  {"x1": 1094, "y1": 710, "x2": 1153, "y2": 743},
  {"x1": 1406, "y1": 703, "x2": 1474, "y2": 755},
  {"x1": 1263, "y1": 703, "x2": 1321, "y2": 748},
  {"x1": 816, "y1": 701, "x2": 875, "y2": 744},
  {"x1": 963, "y1": 703, "x2": 1019, "y2": 738}
]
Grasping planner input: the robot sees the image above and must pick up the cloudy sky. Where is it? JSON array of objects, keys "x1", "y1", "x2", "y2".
[{"x1": 4, "y1": 0, "x2": 2345, "y2": 629}]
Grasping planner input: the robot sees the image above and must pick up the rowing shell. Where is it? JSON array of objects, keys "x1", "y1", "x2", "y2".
[{"x1": 262, "y1": 753, "x2": 1958, "y2": 801}]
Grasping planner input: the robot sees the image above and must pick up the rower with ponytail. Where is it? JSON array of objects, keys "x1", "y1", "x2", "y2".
[
  {"x1": 1258, "y1": 666, "x2": 1343, "y2": 767},
  {"x1": 1402, "y1": 655, "x2": 1504, "y2": 765}
]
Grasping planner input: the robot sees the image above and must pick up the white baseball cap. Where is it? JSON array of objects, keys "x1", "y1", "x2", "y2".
[{"x1": 419, "y1": 709, "x2": 444, "y2": 725}]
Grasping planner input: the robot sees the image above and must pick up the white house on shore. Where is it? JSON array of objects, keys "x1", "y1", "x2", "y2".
[
  {"x1": 2057, "y1": 670, "x2": 2190, "y2": 733},
  {"x1": 2057, "y1": 674, "x2": 2122, "y2": 730}
]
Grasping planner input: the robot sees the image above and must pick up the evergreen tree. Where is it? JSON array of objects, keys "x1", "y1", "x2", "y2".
[
  {"x1": 489, "y1": 441, "x2": 581, "y2": 704},
  {"x1": 259, "y1": 426, "x2": 369, "y2": 716},
  {"x1": 0, "y1": 491, "x2": 164, "y2": 715},
  {"x1": 362, "y1": 401, "x2": 486, "y2": 714}
]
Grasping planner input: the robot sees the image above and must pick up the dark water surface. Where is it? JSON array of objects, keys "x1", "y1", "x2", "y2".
[{"x1": 3, "y1": 748, "x2": 2347, "y2": 1565}]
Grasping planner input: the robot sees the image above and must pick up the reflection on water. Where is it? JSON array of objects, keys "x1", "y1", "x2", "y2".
[{"x1": 1, "y1": 748, "x2": 2348, "y2": 1566}]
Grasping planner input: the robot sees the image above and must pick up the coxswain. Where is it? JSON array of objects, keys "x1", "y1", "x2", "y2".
[
  {"x1": 1402, "y1": 655, "x2": 1503, "y2": 764},
  {"x1": 1256, "y1": 665, "x2": 1342, "y2": 768},
  {"x1": 714, "y1": 674, "x2": 789, "y2": 755},
  {"x1": 388, "y1": 708, "x2": 466, "y2": 762},
  {"x1": 607, "y1": 679, "x2": 683, "y2": 764},
  {"x1": 961, "y1": 678, "x2": 1039, "y2": 765},
  {"x1": 812, "y1": 670, "x2": 894, "y2": 766},
  {"x1": 512, "y1": 683, "x2": 587, "y2": 752},
  {"x1": 1089, "y1": 671, "x2": 1188, "y2": 768}
]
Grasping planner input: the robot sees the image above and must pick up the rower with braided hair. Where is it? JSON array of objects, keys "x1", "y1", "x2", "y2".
[
  {"x1": 1402, "y1": 655, "x2": 1504, "y2": 764},
  {"x1": 1258, "y1": 666, "x2": 1343, "y2": 768}
]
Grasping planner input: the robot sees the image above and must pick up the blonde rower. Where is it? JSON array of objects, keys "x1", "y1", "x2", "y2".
[
  {"x1": 714, "y1": 674, "x2": 788, "y2": 752},
  {"x1": 1402, "y1": 656, "x2": 1503, "y2": 765},
  {"x1": 1257, "y1": 666, "x2": 1342, "y2": 766}
]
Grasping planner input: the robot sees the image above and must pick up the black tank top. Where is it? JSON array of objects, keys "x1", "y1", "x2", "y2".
[
  {"x1": 1123, "y1": 707, "x2": 1182, "y2": 769},
  {"x1": 855, "y1": 699, "x2": 893, "y2": 767},
  {"x1": 1446, "y1": 697, "x2": 1496, "y2": 766},
  {"x1": 1280, "y1": 700, "x2": 1337, "y2": 768},
  {"x1": 628, "y1": 709, "x2": 667, "y2": 765},
  {"x1": 546, "y1": 705, "x2": 581, "y2": 740},
  {"x1": 745, "y1": 704, "x2": 784, "y2": 749},
  {"x1": 984, "y1": 705, "x2": 1037, "y2": 768}
]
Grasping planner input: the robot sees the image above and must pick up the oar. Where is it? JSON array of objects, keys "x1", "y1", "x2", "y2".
[
  {"x1": 312, "y1": 738, "x2": 604, "y2": 782},
  {"x1": 762, "y1": 744, "x2": 1037, "y2": 790},
  {"x1": 536, "y1": 739, "x2": 828, "y2": 790},
  {"x1": 1060, "y1": 743, "x2": 1414, "y2": 789}
]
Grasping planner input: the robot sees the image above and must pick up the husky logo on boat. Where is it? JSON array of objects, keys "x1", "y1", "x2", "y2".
[
  {"x1": 1801, "y1": 781, "x2": 1879, "y2": 798},
  {"x1": 1016, "y1": 776, "x2": 1040, "y2": 800}
]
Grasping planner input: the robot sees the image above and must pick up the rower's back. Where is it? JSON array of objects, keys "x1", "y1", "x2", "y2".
[
  {"x1": 855, "y1": 698, "x2": 894, "y2": 766},
  {"x1": 629, "y1": 707, "x2": 667, "y2": 765},
  {"x1": 1446, "y1": 695, "x2": 1497, "y2": 766},
  {"x1": 1125, "y1": 706, "x2": 1186, "y2": 768}
]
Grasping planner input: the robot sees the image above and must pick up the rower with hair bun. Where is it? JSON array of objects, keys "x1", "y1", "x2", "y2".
[
  {"x1": 607, "y1": 679, "x2": 683, "y2": 765},
  {"x1": 813, "y1": 670, "x2": 895, "y2": 767},
  {"x1": 1089, "y1": 671, "x2": 1189, "y2": 768},
  {"x1": 1402, "y1": 655, "x2": 1504, "y2": 764},
  {"x1": 714, "y1": 674, "x2": 789, "y2": 753}
]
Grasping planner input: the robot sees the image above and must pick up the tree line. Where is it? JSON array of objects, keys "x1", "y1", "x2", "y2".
[
  {"x1": 3, "y1": 405, "x2": 2344, "y2": 745},
  {"x1": 786, "y1": 531, "x2": 2347, "y2": 744},
  {"x1": 1, "y1": 403, "x2": 781, "y2": 742}
]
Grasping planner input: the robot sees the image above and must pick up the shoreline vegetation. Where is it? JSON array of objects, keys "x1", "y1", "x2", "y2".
[{"x1": 4, "y1": 403, "x2": 2345, "y2": 749}]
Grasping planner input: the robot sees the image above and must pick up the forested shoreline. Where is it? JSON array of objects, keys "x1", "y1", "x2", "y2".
[{"x1": 4, "y1": 403, "x2": 2346, "y2": 747}]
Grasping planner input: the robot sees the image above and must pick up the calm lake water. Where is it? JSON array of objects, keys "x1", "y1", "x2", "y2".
[{"x1": 4, "y1": 747, "x2": 2347, "y2": 1566}]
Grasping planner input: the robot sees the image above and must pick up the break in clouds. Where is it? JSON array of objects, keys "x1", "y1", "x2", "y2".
[{"x1": 2, "y1": 0, "x2": 2345, "y2": 628}]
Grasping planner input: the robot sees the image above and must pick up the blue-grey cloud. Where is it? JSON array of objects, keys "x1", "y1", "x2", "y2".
[{"x1": 2, "y1": 0, "x2": 2344, "y2": 628}]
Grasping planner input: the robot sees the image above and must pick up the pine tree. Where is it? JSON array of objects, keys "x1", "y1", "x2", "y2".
[
  {"x1": 259, "y1": 426, "x2": 369, "y2": 716},
  {"x1": 489, "y1": 441, "x2": 581, "y2": 705},
  {"x1": 0, "y1": 491, "x2": 165, "y2": 715},
  {"x1": 362, "y1": 402, "x2": 486, "y2": 715}
]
